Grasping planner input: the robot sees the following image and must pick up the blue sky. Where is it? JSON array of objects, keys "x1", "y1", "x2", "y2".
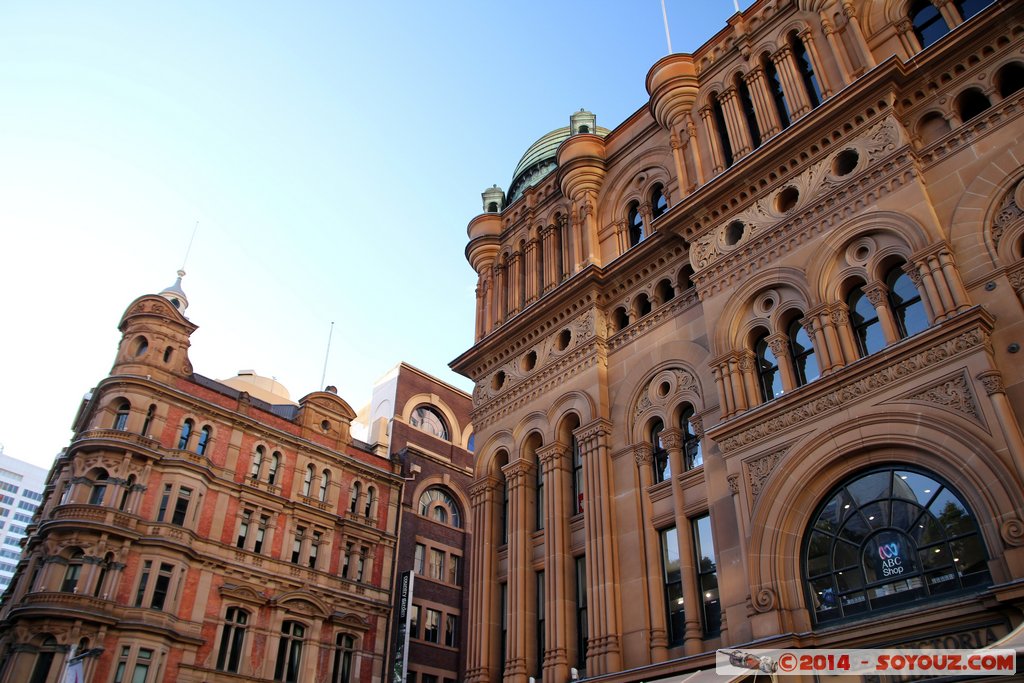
[{"x1": 0, "y1": 2, "x2": 750, "y2": 469}]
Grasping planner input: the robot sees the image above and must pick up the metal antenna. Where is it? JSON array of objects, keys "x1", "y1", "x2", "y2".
[
  {"x1": 320, "y1": 322, "x2": 335, "y2": 390},
  {"x1": 181, "y1": 221, "x2": 199, "y2": 271},
  {"x1": 734, "y1": 0, "x2": 741, "y2": 13},
  {"x1": 660, "y1": 0, "x2": 673, "y2": 54}
]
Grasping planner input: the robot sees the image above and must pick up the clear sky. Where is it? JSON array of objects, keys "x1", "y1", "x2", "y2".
[{"x1": 0, "y1": 1, "x2": 751, "y2": 470}]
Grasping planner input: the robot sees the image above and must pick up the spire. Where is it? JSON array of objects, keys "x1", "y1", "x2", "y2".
[{"x1": 159, "y1": 269, "x2": 189, "y2": 313}]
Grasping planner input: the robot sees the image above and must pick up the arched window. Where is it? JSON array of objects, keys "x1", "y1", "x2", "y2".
[
  {"x1": 572, "y1": 433, "x2": 584, "y2": 515},
  {"x1": 848, "y1": 287, "x2": 885, "y2": 357},
  {"x1": 788, "y1": 317, "x2": 819, "y2": 387},
  {"x1": 364, "y1": 486, "x2": 376, "y2": 518},
  {"x1": 61, "y1": 550, "x2": 84, "y2": 592},
  {"x1": 275, "y1": 621, "x2": 306, "y2": 683},
  {"x1": 302, "y1": 465, "x2": 314, "y2": 497},
  {"x1": 755, "y1": 331, "x2": 783, "y2": 402},
  {"x1": 680, "y1": 404, "x2": 703, "y2": 470},
  {"x1": 419, "y1": 487, "x2": 462, "y2": 528},
  {"x1": 763, "y1": 54, "x2": 791, "y2": 128},
  {"x1": 350, "y1": 482, "x2": 361, "y2": 514},
  {"x1": 804, "y1": 466, "x2": 991, "y2": 623},
  {"x1": 217, "y1": 606, "x2": 249, "y2": 673},
  {"x1": 956, "y1": 88, "x2": 991, "y2": 122},
  {"x1": 141, "y1": 404, "x2": 156, "y2": 436},
  {"x1": 791, "y1": 33, "x2": 822, "y2": 108},
  {"x1": 910, "y1": 0, "x2": 949, "y2": 50},
  {"x1": 319, "y1": 470, "x2": 330, "y2": 502},
  {"x1": 93, "y1": 552, "x2": 114, "y2": 598},
  {"x1": 996, "y1": 62, "x2": 1024, "y2": 98},
  {"x1": 736, "y1": 73, "x2": 762, "y2": 149},
  {"x1": 635, "y1": 293, "x2": 652, "y2": 318},
  {"x1": 613, "y1": 307, "x2": 629, "y2": 332},
  {"x1": 251, "y1": 446, "x2": 264, "y2": 480},
  {"x1": 332, "y1": 633, "x2": 356, "y2": 683},
  {"x1": 265, "y1": 451, "x2": 280, "y2": 485},
  {"x1": 628, "y1": 201, "x2": 645, "y2": 247},
  {"x1": 113, "y1": 400, "x2": 131, "y2": 431},
  {"x1": 196, "y1": 425, "x2": 212, "y2": 455},
  {"x1": 655, "y1": 279, "x2": 675, "y2": 304},
  {"x1": 885, "y1": 267, "x2": 928, "y2": 338},
  {"x1": 28, "y1": 636, "x2": 58, "y2": 683},
  {"x1": 410, "y1": 405, "x2": 450, "y2": 440},
  {"x1": 177, "y1": 419, "x2": 194, "y2": 450},
  {"x1": 650, "y1": 184, "x2": 668, "y2": 219},
  {"x1": 88, "y1": 470, "x2": 109, "y2": 506},
  {"x1": 711, "y1": 94, "x2": 734, "y2": 168},
  {"x1": 651, "y1": 419, "x2": 670, "y2": 484},
  {"x1": 953, "y1": 0, "x2": 996, "y2": 22}
]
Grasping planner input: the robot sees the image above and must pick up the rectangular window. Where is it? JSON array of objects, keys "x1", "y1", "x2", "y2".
[
  {"x1": 444, "y1": 613, "x2": 459, "y2": 647},
  {"x1": 157, "y1": 484, "x2": 172, "y2": 522},
  {"x1": 23, "y1": 490, "x2": 43, "y2": 502},
  {"x1": 356, "y1": 546, "x2": 367, "y2": 582},
  {"x1": 572, "y1": 436, "x2": 584, "y2": 515},
  {"x1": 2, "y1": 538, "x2": 20, "y2": 547},
  {"x1": 0, "y1": 496, "x2": 13, "y2": 506},
  {"x1": 449, "y1": 555, "x2": 461, "y2": 586},
  {"x1": 692, "y1": 514, "x2": 721, "y2": 636},
  {"x1": 576, "y1": 556, "x2": 587, "y2": 669},
  {"x1": 536, "y1": 570, "x2": 545, "y2": 676},
  {"x1": 309, "y1": 531, "x2": 321, "y2": 569},
  {"x1": 500, "y1": 583, "x2": 507, "y2": 675},
  {"x1": 237, "y1": 510, "x2": 251, "y2": 549},
  {"x1": 292, "y1": 526, "x2": 305, "y2": 564},
  {"x1": 0, "y1": 508, "x2": 8, "y2": 517},
  {"x1": 409, "y1": 604, "x2": 420, "y2": 639},
  {"x1": 13, "y1": 513, "x2": 32, "y2": 524},
  {"x1": 414, "y1": 543, "x2": 425, "y2": 575},
  {"x1": 422, "y1": 675, "x2": 437, "y2": 683},
  {"x1": 8, "y1": 525, "x2": 25, "y2": 536},
  {"x1": 429, "y1": 549, "x2": 444, "y2": 581},
  {"x1": 134, "y1": 561, "x2": 152, "y2": 607},
  {"x1": 0, "y1": 482, "x2": 17, "y2": 494},
  {"x1": 171, "y1": 487, "x2": 192, "y2": 526},
  {"x1": 16, "y1": 500, "x2": 36, "y2": 512},
  {"x1": 660, "y1": 527, "x2": 685, "y2": 646},
  {"x1": 423, "y1": 608, "x2": 441, "y2": 643},
  {"x1": 150, "y1": 563, "x2": 175, "y2": 610},
  {"x1": 254, "y1": 515, "x2": 269, "y2": 554},
  {"x1": 342, "y1": 542, "x2": 353, "y2": 578}
]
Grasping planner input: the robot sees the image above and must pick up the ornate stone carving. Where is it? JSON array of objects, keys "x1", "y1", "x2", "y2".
[
  {"x1": 752, "y1": 587, "x2": 777, "y2": 613},
  {"x1": 659, "y1": 429, "x2": 683, "y2": 451},
  {"x1": 727, "y1": 474, "x2": 740, "y2": 495},
  {"x1": 745, "y1": 449, "x2": 785, "y2": 499},
  {"x1": 633, "y1": 443, "x2": 654, "y2": 466},
  {"x1": 900, "y1": 371, "x2": 979, "y2": 420},
  {"x1": 1000, "y1": 518, "x2": 1024, "y2": 547},
  {"x1": 992, "y1": 181, "x2": 1023, "y2": 249},
  {"x1": 976, "y1": 370, "x2": 1004, "y2": 396}
]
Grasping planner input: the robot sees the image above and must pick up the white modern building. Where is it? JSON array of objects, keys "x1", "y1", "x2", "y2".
[{"x1": 0, "y1": 450, "x2": 50, "y2": 594}]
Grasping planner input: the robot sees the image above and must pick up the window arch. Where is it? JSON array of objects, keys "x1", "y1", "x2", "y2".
[
  {"x1": 650, "y1": 184, "x2": 668, "y2": 219},
  {"x1": 996, "y1": 62, "x2": 1024, "y2": 98},
  {"x1": 910, "y1": 0, "x2": 949, "y2": 50},
  {"x1": 113, "y1": 400, "x2": 131, "y2": 431},
  {"x1": 736, "y1": 73, "x2": 761, "y2": 149},
  {"x1": 61, "y1": 549, "x2": 85, "y2": 592},
  {"x1": 177, "y1": 419, "x2": 194, "y2": 450},
  {"x1": 885, "y1": 266, "x2": 928, "y2": 338},
  {"x1": 275, "y1": 620, "x2": 306, "y2": 683},
  {"x1": 410, "y1": 405, "x2": 450, "y2": 440},
  {"x1": 419, "y1": 487, "x2": 462, "y2": 528},
  {"x1": 364, "y1": 486, "x2": 376, "y2": 518},
  {"x1": 650, "y1": 419, "x2": 670, "y2": 483},
  {"x1": 251, "y1": 446, "x2": 265, "y2": 480},
  {"x1": 790, "y1": 32, "x2": 822, "y2": 108},
  {"x1": 141, "y1": 404, "x2": 156, "y2": 436},
  {"x1": 88, "y1": 469, "x2": 109, "y2": 506},
  {"x1": 350, "y1": 482, "x2": 361, "y2": 514},
  {"x1": 302, "y1": 465, "x2": 314, "y2": 497},
  {"x1": 680, "y1": 404, "x2": 703, "y2": 470},
  {"x1": 754, "y1": 330, "x2": 783, "y2": 403},
  {"x1": 93, "y1": 552, "x2": 115, "y2": 598},
  {"x1": 956, "y1": 88, "x2": 991, "y2": 122},
  {"x1": 196, "y1": 425, "x2": 212, "y2": 456},
  {"x1": 28, "y1": 636, "x2": 59, "y2": 683},
  {"x1": 268, "y1": 451, "x2": 281, "y2": 485},
  {"x1": 332, "y1": 633, "x2": 357, "y2": 683},
  {"x1": 847, "y1": 286, "x2": 885, "y2": 357},
  {"x1": 319, "y1": 469, "x2": 331, "y2": 502},
  {"x1": 627, "y1": 201, "x2": 645, "y2": 247},
  {"x1": 763, "y1": 53, "x2": 791, "y2": 129},
  {"x1": 788, "y1": 317, "x2": 819, "y2": 387},
  {"x1": 119, "y1": 474, "x2": 136, "y2": 512},
  {"x1": 217, "y1": 606, "x2": 249, "y2": 673},
  {"x1": 803, "y1": 466, "x2": 991, "y2": 624}
]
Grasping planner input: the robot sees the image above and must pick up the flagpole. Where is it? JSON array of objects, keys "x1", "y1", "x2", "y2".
[{"x1": 660, "y1": 0, "x2": 673, "y2": 54}]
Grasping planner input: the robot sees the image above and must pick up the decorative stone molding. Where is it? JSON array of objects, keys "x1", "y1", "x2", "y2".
[
  {"x1": 608, "y1": 288, "x2": 700, "y2": 351},
  {"x1": 718, "y1": 321, "x2": 989, "y2": 452},
  {"x1": 727, "y1": 474, "x2": 740, "y2": 495},
  {"x1": 633, "y1": 443, "x2": 654, "y2": 466},
  {"x1": 894, "y1": 370, "x2": 980, "y2": 423},
  {"x1": 752, "y1": 587, "x2": 777, "y2": 613},
  {"x1": 1000, "y1": 518, "x2": 1024, "y2": 547},
  {"x1": 633, "y1": 367, "x2": 701, "y2": 424},
  {"x1": 976, "y1": 370, "x2": 1005, "y2": 396},
  {"x1": 744, "y1": 449, "x2": 786, "y2": 500}
]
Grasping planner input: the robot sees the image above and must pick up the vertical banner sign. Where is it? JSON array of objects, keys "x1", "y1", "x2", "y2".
[{"x1": 392, "y1": 571, "x2": 415, "y2": 683}]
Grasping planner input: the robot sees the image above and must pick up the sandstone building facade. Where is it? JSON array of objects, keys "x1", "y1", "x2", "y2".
[
  {"x1": 0, "y1": 279, "x2": 404, "y2": 683},
  {"x1": 452, "y1": 1, "x2": 1024, "y2": 681}
]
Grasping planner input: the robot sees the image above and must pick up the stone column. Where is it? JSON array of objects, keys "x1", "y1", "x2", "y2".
[
  {"x1": 745, "y1": 67, "x2": 781, "y2": 138},
  {"x1": 903, "y1": 263, "x2": 940, "y2": 324},
  {"x1": 509, "y1": 251, "x2": 523, "y2": 317},
  {"x1": 720, "y1": 86, "x2": 752, "y2": 158},
  {"x1": 711, "y1": 357, "x2": 734, "y2": 418},
  {"x1": 466, "y1": 477, "x2": 502, "y2": 683},
  {"x1": 799, "y1": 27, "x2": 832, "y2": 99},
  {"x1": 802, "y1": 310, "x2": 834, "y2": 374},
  {"x1": 894, "y1": 17, "x2": 919, "y2": 56},
  {"x1": 977, "y1": 371, "x2": 1024, "y2": 488},
  {"x1": 830, "y1": 305, "x2": 858, "y2": 364},
  {"x1": 842, "y1": 0, "x2": 875, "y2": 68},
  {"x1": 526, "y1": 237, "x2": 540, "y2": 305},
  {"x1": 633, "y1": 444, "x2": 669, "y2": 661},
  {"x1": 475, "y1": 279, "x2": 485, "y2": 341},
  {"x1": 492, "y1": 264, "x2": 504, "y2": 328},
  {"x1": 501, "y1": 460, "x2": 534, "y2": 682},
  {"x1": 863, "y1": 283, "x2": 900, "y2": 344},
  {"x1": 670, "y1": 130, "x2": 690, "y2": 196},
  {"x1": 700, "y1": 104, "x2": 727, "y2": 175},
  {"x1": 571, "y1": 207, "x2": 585, "y2": 274},
  {"x1": 934, "y1": 0, "x2": 960, "y2": 28},
  {"x1": 660, "y1": 429, "x2": 702, "y2": 654},
  {"x1": 576, "y1": 420, "x2": 621, "y2": 675},
  {"x1": 773, "y1": 45, "x2": 810, "y2": 119},
  {"x1": 819, "y1": 14, "x2": 853, "y2": 85},
  {"x1": 738, "y1": 351, "x2": 760, "y2": 411},
  {"x1": 538, "y1": 443, "x2": 572, "y2": 683},
  {"x1": 582, "y1": 191, "x2": 600, "y2": 264},
  {"x1": 541, "y1": 226, "x2": 555, "y2": 294},
  {"x1": 767, "y1": 334, "x2": 797, "y2": 394}
]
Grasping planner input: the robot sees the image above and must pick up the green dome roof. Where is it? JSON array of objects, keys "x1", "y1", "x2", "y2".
[{"x1": 507, "y1": 118, "x2": 610, "y2": 204}]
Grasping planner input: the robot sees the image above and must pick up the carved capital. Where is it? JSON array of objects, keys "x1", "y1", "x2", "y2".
[
  {"x1": 501, "y1": 460, "x2": 535, "y2": 488},
  {"x1": 659, "y1": 428, "x2": 683, "y2": 452},
  {"x1": 538, "y1": 443, "x2": 569, "y2": 472},
  {"x1": 633, "y1": 443, "x2": 654, "y2": 466},
  {"x1": 727, "y1": 474, "x2": 740, "y2": 495},
  {"x1": 830, "y1": 305, "x2": 850, "y2": 326},
  {"x1": 767, "y1": 334, "x2": 789, "y2": 358},
  {"x1": 976, "y1": 370, "x2": 1005, "y2": 396},
  {"x1": 863, "y1": 282, "x2": 887, "y2": 307}
]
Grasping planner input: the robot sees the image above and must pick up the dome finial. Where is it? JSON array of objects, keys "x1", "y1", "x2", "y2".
[{"x1": 159, "y1": 269, "x2": 189, "y2": 313}]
